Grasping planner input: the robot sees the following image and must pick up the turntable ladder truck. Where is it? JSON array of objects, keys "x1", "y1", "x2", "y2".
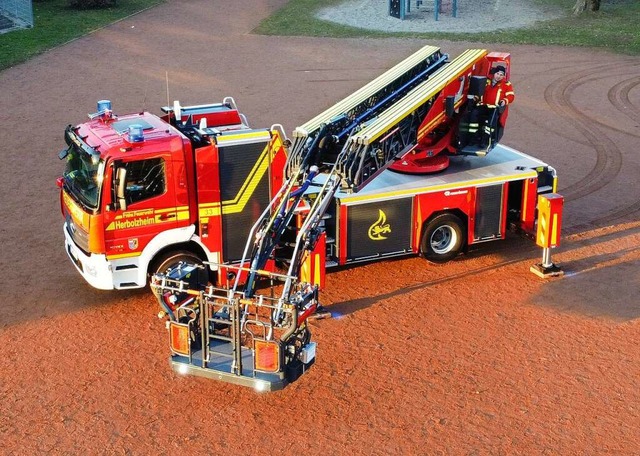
[{"x1": 150, "y1": 46, "x2": 562, "y2": 391}]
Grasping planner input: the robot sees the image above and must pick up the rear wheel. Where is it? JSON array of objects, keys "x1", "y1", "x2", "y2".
[{"x1": 420, "y1": 214, "x2": 465, "y2": 263}]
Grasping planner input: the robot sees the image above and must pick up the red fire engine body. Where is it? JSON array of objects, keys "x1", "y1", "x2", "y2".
[{"x1": 59, "y1": 46, "x2": 562, "y2": 390}]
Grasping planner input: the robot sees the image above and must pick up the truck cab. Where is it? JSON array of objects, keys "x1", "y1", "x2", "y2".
[{"x1": 58, "y1": 99, "x2": 286, "y2": 289}]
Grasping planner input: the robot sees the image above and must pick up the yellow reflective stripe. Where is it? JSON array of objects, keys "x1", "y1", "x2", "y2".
[
  {"x1": 199, "y1": 206, "x2": 221, "y2": 217},
  {"x1": 106, "y1": 252, "x2": 141, "y2": 260},
  {"x1": 522, "y1": 179, "x2": 530, "y2": 221},
  {"x1": 112, "y1": 208, "x2": 170, "y2": 220},
  {"x1": 340, "y1": 172, "x2": 537, "y2": 203},
  {"x1": 551, "y1": 214, "x2": 559, "y2": 245},
  {"x1": 216, "y1": 130, "x2": 271, "y2": 144},
  {"x1": 314, "y1": 253, "x2": 321, "y2": 286}
]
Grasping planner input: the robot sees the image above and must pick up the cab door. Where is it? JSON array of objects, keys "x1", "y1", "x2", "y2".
[{"x1": 103, "y1": 154, "x2": 178, "y2": 260}]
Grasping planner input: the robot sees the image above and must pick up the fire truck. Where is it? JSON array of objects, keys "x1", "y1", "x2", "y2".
[{"x1": 59, "y1": 45, "x2": 562, "y2": 390}]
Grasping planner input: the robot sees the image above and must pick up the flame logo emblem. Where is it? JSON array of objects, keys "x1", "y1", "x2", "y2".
[{"x1": 368, "y1": 209, "x2": 391, "y2": 240}]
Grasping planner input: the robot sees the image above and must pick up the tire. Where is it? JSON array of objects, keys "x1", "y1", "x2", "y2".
[
  {"x1": 149, "y1": 250, "x2": 206, "y2": 311},
  {"x1": 420, "y1": 214, "x2": 465, "y2": 263},
  {"x1": 150, "y1": 250, "x2": 204, "y2": 278}
]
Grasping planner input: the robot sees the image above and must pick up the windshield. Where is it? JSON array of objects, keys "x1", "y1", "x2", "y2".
[{"x1": 62, "y1": 144, "x2": 105, "y2": 210}]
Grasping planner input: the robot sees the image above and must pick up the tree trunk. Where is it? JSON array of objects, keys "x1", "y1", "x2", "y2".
[{"x1": 573, "y1": 0, "x2": 601, "y2": 15}]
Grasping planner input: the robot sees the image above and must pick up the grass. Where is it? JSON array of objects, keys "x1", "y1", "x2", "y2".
[
  {"x1": 0, "y1": 0, "x2": 164, "y2": 70},
  {"x1": 1, "y1": 0, "x2": 637, "y2": 71},
  {"x1": 254, "y1": 0, "x2": 640, "y2": 55}
]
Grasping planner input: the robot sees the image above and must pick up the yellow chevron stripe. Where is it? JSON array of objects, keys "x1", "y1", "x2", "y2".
[
  {"x1": 199, "y1": 201, "x2": 221, "y2": 209},
  {"x1": 223, "y1": 141, "x2": 270, "y2": 207},
  {"x1": 221, "y1": 133, "x2": 282, "y2": 215}
]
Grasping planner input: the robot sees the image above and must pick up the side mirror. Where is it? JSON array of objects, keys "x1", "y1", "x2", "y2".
[
  {"x1": 445, "y1": 96, "x2": 455, "y2": 118},
  {"x1": 116, "y1": 167, "x2": 128, "y2": 211}
]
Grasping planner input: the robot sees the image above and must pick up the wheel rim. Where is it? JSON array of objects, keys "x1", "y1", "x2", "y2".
[{"x1": 430, "y1": 225, "x2": 458, "y2": 255}]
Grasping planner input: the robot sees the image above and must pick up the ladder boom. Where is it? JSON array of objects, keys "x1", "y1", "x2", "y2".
[{"x1": 339, "y1": 49, "x2": 489, "y2": 189}]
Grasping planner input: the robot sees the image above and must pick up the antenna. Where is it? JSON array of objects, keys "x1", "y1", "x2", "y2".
[
  {"x1": 165, "y1": 71, "x2": 170, "y2": 111},
  {"x1": 142, "y1": 76, "x2": 149, "y2": 113}
]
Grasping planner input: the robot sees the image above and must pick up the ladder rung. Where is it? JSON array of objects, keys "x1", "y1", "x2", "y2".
[
  {"x1": 209, "y1": 334, "x2": 233, "y2": 342},
  {"x1": 208, "y1": 350, "x2": 234, "y2": 359}
]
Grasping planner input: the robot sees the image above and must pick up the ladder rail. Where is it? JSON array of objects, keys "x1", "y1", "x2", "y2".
[
  {"x1": 296, "y1": 45, "x2": 443, "y2": 137},
  {"x1": 335, "y1": 53, "x2": 449, "y2": 140},
  {"x1": 336, "y1": 49, "x2": 489, "y2": 189},
  {"x1": 355, "y1": 49, "x2": 487, "y2": 145}
]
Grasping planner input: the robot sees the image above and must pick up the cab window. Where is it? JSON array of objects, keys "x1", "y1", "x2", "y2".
[{"x1": 124, "y1": 158, "x2": 166, "y2": 205}]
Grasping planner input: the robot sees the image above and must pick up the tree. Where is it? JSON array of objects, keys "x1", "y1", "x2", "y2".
[{"x1": 573, "y1": 0, "x2": 601, "y2": 15}]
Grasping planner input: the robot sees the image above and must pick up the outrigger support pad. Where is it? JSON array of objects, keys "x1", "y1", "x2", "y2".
[
  {"x1": 530, "y1": 247, "x2": 564, "y2": 278},
  {"x1": 309, "y1": 305, "x2": 332, "y2": 320}
]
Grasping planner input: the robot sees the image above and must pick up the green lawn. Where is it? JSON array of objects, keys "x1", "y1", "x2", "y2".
[
  {"x1": 0, "y1": 0, "x2": 164, "y2": 70},
  {"x1": 254, "y1": 0, "x2": 640, "y2": 55},
  {"x1": 1, "y1": 0, "x2": 638, "y2": 71}
]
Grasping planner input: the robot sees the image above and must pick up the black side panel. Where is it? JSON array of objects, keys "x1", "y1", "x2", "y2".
[
  {"x1": 219, "y1": 141, "x2": 270, "y2": 262},
  {"x1": 346, "y1": 198, "x2": 412, "y2": 260},
  {"x1": 474, "y1": 184, "x2": 503, "y2": 240}
]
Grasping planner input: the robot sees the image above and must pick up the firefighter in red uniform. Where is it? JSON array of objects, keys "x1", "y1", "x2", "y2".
[
  {"x1": 483, "y1": 65, "x2": 515, "y2": 109},
  {"x1": 462, "y1": 65, "x2": 515, "y2": 150},
  {"x1": 479, "y1": 65, "x2": 514, "y2": 146}
]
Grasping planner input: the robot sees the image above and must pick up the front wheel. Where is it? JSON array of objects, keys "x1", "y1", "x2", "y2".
[
  {"x1": 151, "y1": 250, "x2": 204, "y2": 278},
  {"x1": 420, "y1": 214, "x2": 465, "y2": 263},
  {"x1": 149, "y1": 250, "x2": 207, "y2": 309}
]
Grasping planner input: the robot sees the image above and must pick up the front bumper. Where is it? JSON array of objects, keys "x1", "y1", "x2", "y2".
[{"x1": 63, "y1": 223, "x2": 115, "y2": 290}]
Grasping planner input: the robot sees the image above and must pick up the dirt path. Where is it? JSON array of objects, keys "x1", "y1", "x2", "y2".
[{"x1": 1, "y1": 0, "x2": 639, "y2": 454}]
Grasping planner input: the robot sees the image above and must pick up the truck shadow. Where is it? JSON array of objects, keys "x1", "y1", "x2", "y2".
[
  {"x1": 4, "y1": 222, "x2": 638, "y2": 328},
  {"x1": 328, "y1": 222, "x2": 640, "y2": 322},
  {"x1": 0, "y1": 275, "x2": 150, "y2": 329},
  {"x1": 529, "y1": 250, "x2": 640, "y2": 321}
]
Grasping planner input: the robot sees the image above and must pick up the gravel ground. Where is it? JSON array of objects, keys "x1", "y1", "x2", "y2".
[
  {"x1": 2, "y1": 0, "x2": 640, "y2": 454},
  {"x1": 317, "y1": 0, "x2": 566, "y2": 33}
]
